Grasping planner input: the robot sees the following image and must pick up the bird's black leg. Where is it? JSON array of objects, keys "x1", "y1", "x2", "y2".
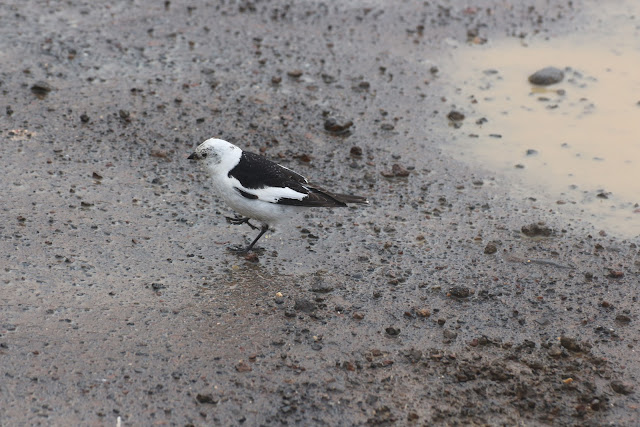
[
  {"x1": 225, "y1": 214, "x2": 259, "y2": 230},
  {"x1": 228, "y1": 224, "x2": 269, "y2": 254},
  {"x1": 245, "y1": 224, "x2": 269, "y2": 252}
]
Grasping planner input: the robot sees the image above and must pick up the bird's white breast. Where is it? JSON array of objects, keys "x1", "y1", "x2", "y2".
[{"x1": 204, "y1": 151, "x2": 304, "y2": 227}]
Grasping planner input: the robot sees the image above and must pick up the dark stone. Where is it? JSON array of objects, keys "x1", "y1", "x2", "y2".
[
  {"x1": 447, "y1": 110, "x2": 465, "y2": 121},
  {"x1": 448, "y1": 286, "x2": 472, "y2": 298},
  {"x1": 521, "y1": 223, "x2": 552, "y2": 237},
  {"x1": 324, "y1": 117, "x2": 353, "y2": 135},
  {"x1": 31, "y1": 81, "x2": 53, "y2": 97},
  {"x1": 118, "y1": 109, "x2": 131, "y2": 121},
  {"x1": 484, "y1": 243, "x2": 497, "y2": 254},
  {"x1": 196, "y1": 394, "x2": 218, "y2": 404},
  {"x1": 385, "y1": 327, "x2": 400, "y2": 336},
  {"x1": 528, "y1": 67, "x2": 564, "y2": 86},
  {"x1": 608, "y1": 270, "x2": 624, "y2": 278},
  {"x1": 615, "y1": 314, "x2": 631, "y2": 324},
  {"x1": 381, "y1": 164, "x2": 410, "y2": 178},
  {"x1": 235, "y1": 361, "x2": 252, "y2": 372}
]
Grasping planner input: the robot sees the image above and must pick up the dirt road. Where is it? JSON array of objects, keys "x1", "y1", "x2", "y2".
[{"x1": 1, "y1": 1, "x2": 637, "y2": 425}]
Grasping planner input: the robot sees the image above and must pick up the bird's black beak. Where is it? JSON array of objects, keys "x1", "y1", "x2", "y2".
[{"x1": 187, "y1": 152, "x2": 199, "y2": 160}]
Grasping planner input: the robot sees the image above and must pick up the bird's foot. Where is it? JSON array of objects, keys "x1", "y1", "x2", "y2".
[
  {"x1": 226, "y1": 245, "x2": 249, "y2": 254},
  {"x1": 226, "y1": 245, "x2": 265, "y2": 255},
  {"x1": 225, "y1": 215, "x2": 259, "y2": 230},
  {"x1": 226, "y1": 223, "x2": 269, "y2": 257}
]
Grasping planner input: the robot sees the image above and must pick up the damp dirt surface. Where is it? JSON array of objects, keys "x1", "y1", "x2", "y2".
[
  {"x1": 1, "y1": 1, "x2": 639, "y2": 426},
  {"x1": 442, "y1": 4, "x2": 640, "y2": 237}
]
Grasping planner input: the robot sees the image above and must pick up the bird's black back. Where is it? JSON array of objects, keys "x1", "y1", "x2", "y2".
[
  {"x1": 229, "y1": 150, "x2": 367, "y2": 208},
  {"x1": 228, "y1": 151, "x2": 307, "y2": 190}
]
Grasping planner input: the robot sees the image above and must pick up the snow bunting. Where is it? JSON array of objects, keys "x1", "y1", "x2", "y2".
[{"x1": 188, "y1": 138, "x2": 368, "y2": 252}]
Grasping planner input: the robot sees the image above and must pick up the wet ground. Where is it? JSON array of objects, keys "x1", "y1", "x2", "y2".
[
  {"x1": 443, "y1": 1, "x2": 640, "y2": 236},
  {"x1": 1, "y1": 1, "x2": 638, "y2": 425}
]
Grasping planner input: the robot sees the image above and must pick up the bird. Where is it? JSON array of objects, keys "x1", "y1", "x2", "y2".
[{"x1": 188, "y1": 138, "x2": 368, "y2": 253}]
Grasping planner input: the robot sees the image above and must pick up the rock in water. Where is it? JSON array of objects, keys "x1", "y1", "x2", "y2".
[{"x1": 528, "y1": 67, "x2": 564, "y2": 86}]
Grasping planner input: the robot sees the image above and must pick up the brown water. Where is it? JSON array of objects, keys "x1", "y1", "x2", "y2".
[{"x1": 444, "y1": 2, "x2": 640, "y2": 237}]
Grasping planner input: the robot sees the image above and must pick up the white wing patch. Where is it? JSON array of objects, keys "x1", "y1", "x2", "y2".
[{"x1": 228, "y1": 176, "x2": 307, "y2": 203}]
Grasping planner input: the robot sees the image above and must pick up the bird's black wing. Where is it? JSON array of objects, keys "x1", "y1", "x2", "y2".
[
  {"x1": 228, "y1": 151, "x2": 306, "y2": 189},
  {"x1": 229, "y1": 151, "x2": 366, "y2": 207}
]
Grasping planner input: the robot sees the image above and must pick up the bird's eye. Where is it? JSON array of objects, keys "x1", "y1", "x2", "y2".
[{"x1": 201, "y1": 152, "x2": 208, "y2": 158}]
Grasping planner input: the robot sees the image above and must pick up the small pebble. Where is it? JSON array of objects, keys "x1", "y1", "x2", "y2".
[
  {"x1": 608, "y1": 270, "x2": 624, "y2": 278},
  {"x1": 521, "y1": 223, "x2": 552, "y2": 237},
  {"x1": 528, "y1": 66, "x2": 564, "y2": 86},
  {"x1": 324, "y1": 118, "x2": 353, "y2": 135},
  {"x1": 31, "y1": 81, "x2": 53, "y2": 97},
  {"x1": 484, "y1": 243, "x2": 497, "y2": 254},
  {"x1": 448, "y1": 286, "x2": 472, "y2": 298},
  {"x1": 385, "y1": 327, "x2": 400, "y2": 336},
  {"x1": 615, "y1": 314, "x2": 631, "y2": 324},
  {"x1": 235, "y1": 361, "x2": 252, "y2": 372},
  {"x1": 447, "y1": 111, "x2": 465, "y2": 122},
  {"x1": 381, "y1": 164, "x2": 410, "y2": 178},
  {"x1": 416, "y1": 308, "x2": 430, "y2": 318}
]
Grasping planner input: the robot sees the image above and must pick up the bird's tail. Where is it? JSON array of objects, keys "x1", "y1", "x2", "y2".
[{"x1": 331, "y1": 193, "x2": 369, "y2": 205}]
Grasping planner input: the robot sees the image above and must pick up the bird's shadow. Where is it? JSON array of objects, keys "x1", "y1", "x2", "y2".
[{"x1": 226, "y1": 245, "x2": 267, "y2": 262}]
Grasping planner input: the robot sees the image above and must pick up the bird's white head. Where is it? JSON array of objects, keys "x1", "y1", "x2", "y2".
[{"x1": 188, "y1": 138, "x2": 241, "y2": 172}]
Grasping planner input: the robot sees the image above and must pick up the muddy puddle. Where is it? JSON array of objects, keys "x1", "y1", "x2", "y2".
[{"x1": 442, "y1": 1, "x2": 640, "y2": 237}]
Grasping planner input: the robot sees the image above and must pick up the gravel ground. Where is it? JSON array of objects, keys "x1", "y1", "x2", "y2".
[{"x1": 1, "y1": 1, "x2": 638, "y2": 425}]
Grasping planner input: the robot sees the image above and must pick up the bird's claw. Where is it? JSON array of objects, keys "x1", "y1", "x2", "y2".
[
  {"x1": 226, "y1": 245, "x2": 264, "y2": 255},
  {"x1": 225, "y1": 215, "x2": 259, "y2": 230},
  {"x1": 226, "y1": 245, "x2": 249, "y2": 254}
]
